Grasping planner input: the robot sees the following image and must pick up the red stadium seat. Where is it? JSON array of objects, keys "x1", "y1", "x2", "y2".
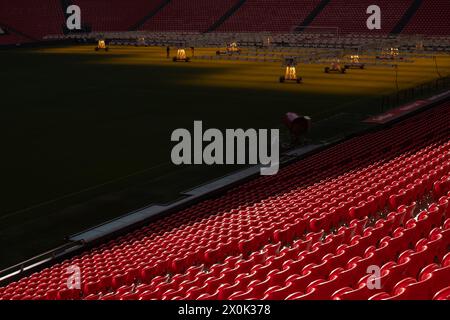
[{"x1": 1, "y1": 100, "x2": 450, "y2": 300}]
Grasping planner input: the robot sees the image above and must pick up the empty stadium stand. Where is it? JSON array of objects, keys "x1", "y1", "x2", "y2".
[
  {"x1": 0, "y1": 0, "x2": 64, "y2": 40},
  {"x1": 0, "y1": 99, "x2": 449, "y2": 300},
  {"x1": 206, "y1": 0, "x2": 247, "y2": 32},
  {"x1": 391, "y1": 0, "x2": 422, "y2": 34},
  {"x1": 308, "y1": 0, "x2": 414, "y2": 34},
  {"x1": 1, "y1": 1, "x2": 450, "y2": 46},
  {"x1": 71, "y1": 0, "x2": 167, "y2": 32},
  {"x1": 140, "y1": 0, "x2": 242, "y2": 33},
  {"x1": 0, "y1": 24, "x2": 34, "y2": 45},
  {"x1": 294, "y1": 0, "x2": 331, "y2": 32},
  {"x1": 216, "y1": 0, "x2": 322, "y2": 33},
  {"x1": 402, "y1": 0, "x2": 450, "y2": 35}
]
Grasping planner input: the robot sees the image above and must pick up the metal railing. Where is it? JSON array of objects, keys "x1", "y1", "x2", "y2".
[
  {"x1": 0, "y1": 241, "x2": 83, "y2": 285},
  {"x1": 381, "y1": 76, "x2": 450, "y2": 111}
]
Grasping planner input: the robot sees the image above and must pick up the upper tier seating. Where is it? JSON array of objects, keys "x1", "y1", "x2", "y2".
[
  {"x1": 71, "y1": 0, "x2": 166, "y2": 31},
  {"x1": 308, "y1": 0, "x2": 413, "y2": 34},
  {"x1": 216, "y1": 0, "x2": 321, "y2": 33},
  {"x1": 0, "y1": 0, "x2": 65, "y2": 39},
  {"x1": 402, "y1": 0, "x2": 450, "y2": 35},
  {"x1": 140, "y1": 0, "x2": 240, "y2": 33},
  {"x1": 1, "y1": 0, "x2": 450, "y2": 46},
  {"x1": 0, "y1": 99, "x2": 449, "y2": 300}
]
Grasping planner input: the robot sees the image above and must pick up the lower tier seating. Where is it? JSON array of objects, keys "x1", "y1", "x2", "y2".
[
  {"x1": 0, "y1": 32, "x2": 30, "y2": 45},
  {"x1": 0, "y1": 101, "x2": 449, "y2": 300}
]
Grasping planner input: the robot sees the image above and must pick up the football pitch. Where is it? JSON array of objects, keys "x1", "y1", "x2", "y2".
[{"x1": 1, "y1": 44, "x2": 449, "y2": 268}]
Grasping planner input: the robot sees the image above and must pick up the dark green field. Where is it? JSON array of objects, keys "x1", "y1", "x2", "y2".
[{"x1": 1, "y1": 45, "x2": 449, "y2": 268}]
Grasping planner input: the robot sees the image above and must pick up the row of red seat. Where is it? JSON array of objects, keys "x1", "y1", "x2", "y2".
[
  {"x1": 0, "y1": 100, "x2": 449, "y2": 300},
  {"x1": 105, "y1": 157, "x2": 449, "y2": 300},
  {"x1": 216, "y1": 0, "x2": 321, "y2": 32},
  {"x1": 307, "y1": 0, "x2": 413, "y2": 34},
  {"x1": 71, "y1": 0, "x2": 166, "y2": 31},
  {"x1": 0, "y1": 31, "x2": 29, "y2": 45},
  {"x1": 141, "y1": 0, "x2": 240, "y2": 33},
  {"x1": 403, "y1": 0, "x2": 450, "y2": 35},
  {"x1": 0, "y1": 0, "x2": 64, "y2": 40},
  {"x1": 1, "y1": 0, "x2": 450, "y2": 46}
]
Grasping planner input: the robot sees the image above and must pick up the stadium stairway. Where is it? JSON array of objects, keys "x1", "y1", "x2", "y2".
[
  {"x1": 207, "y1": 0, "x2": 248, "y2": 32},
  {"x1": 140, "y1": 0, "x2": 243, "y2": 33},
  {"x1": 0, "y1": 100, "x2": 449, "y2": 300},
  {"x1": 59, "y1": 0, "x2": 72, "y2": 15},
  {"x1": 294, "y1": 0, "x2": 331, "y2": 32},
  {"x1": 130, "y1": 0, "x2": 172, "y2": 31},
  {"x1": 214, "y1": 0, "x2": 322, "y2": 33},
  {"x1": 0, "y1": 23, "x2": 36, "y2": 44},
  {"x1": 391, "y1": 0, "x2": 423, "y2": 34}
]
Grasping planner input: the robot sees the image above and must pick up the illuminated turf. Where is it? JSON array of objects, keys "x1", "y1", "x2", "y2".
[{"x1": 1, "y1": 45, "x2": 449, "y2": 267}]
